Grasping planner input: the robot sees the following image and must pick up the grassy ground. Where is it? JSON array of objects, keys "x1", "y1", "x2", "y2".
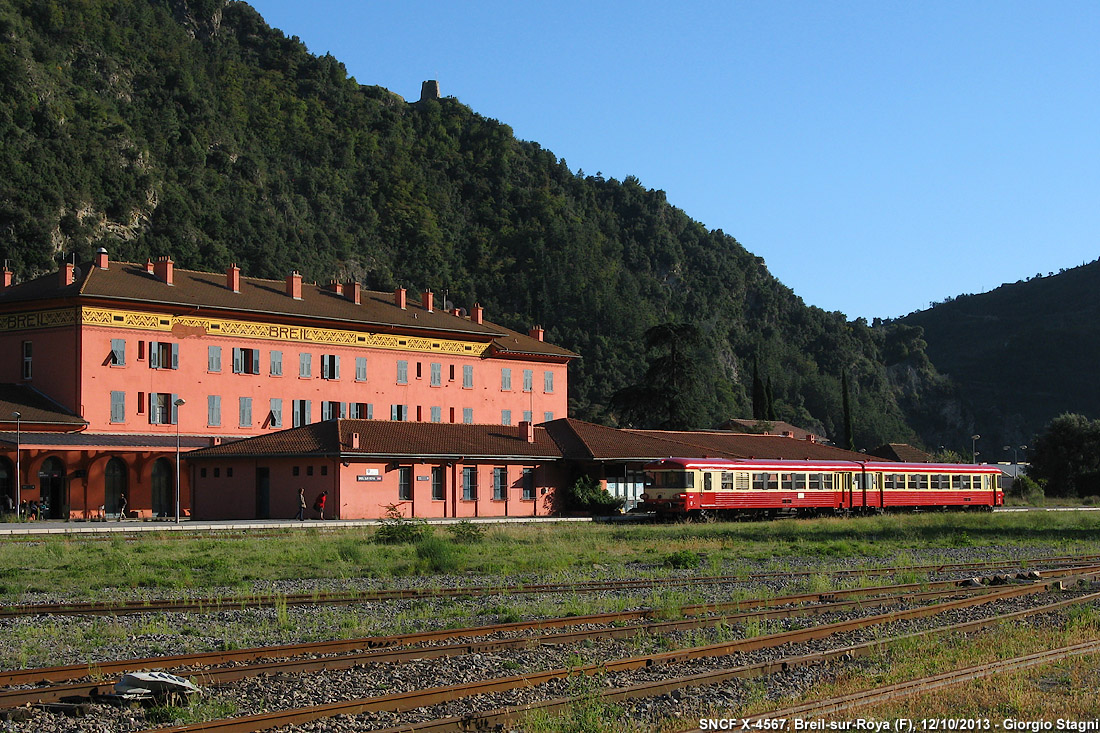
[{"x1": 3, "y1": 511, "x2": 1100, "y2": 600}]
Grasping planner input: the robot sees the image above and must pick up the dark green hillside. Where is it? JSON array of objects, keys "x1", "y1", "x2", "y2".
[
  {"x1": 900, "y1": 260, "x2": 1100, "y2": 453},
  {"x1": 0, "y1": 0, "x2": 952, "y2": 446}
]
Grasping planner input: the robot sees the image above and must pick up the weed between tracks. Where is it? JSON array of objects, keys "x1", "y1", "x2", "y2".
[{"x1": 730, "y1": 609, "x2": 1100, "y2": 722}]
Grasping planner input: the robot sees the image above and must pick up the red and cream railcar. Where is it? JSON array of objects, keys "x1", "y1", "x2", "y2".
[{"x1": 640, "y1": 458, "x2": 1003, "y2": 518}]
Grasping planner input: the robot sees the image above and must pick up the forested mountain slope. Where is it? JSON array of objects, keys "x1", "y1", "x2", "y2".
[
  {"x1": 0, "y1": 0, "x2": 961, "y2": 447},
  {"x1": 900, "y1": 260, "x2": 1100, "y2": 453}
]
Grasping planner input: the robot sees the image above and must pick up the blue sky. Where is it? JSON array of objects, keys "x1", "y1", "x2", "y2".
[{"x1": 248, "y1": 1, "x2": 1099, "y2": 321}]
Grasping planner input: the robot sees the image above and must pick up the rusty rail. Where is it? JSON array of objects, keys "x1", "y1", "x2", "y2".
[{"x1": 134, "y1": 577, "x2": 1081, "y2": 733}]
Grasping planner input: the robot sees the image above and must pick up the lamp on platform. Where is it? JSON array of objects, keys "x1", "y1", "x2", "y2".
[
  {"x1": 174, "y1": 398, "x2": 186, "y2": 524},
  {"x1": 12, "y1": 411, "x2": 20, "y2": 518}
]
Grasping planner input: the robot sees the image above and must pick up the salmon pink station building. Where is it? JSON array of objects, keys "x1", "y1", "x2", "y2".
[{"x1": 0, "y1": 251, "x2": 873, "y2": 521}]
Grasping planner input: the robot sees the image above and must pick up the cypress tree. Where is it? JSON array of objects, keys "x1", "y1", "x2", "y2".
[
  {"x1": 842, "y1": 371, "x2": 855, "y2": 451},
  {"x1": 765, "y1": 377, "x2": 777, "y2": 421},
  {"x1": 752, "y1": 356, "x2": 766, "y2": 420}
]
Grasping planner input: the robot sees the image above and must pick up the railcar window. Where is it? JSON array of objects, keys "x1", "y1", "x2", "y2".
[
  {"x1": 808, "y1": 473, "x2": 821, "y2": 490},
  {"x1": 917, "y1": 475, "x2": 929, "y2": 490},
  {"x1": 781, "y1": 473, "x2": 793, "y2": 491},
  {"x1": 884, "y1": 474, "x2": 894, "y2": 490},
  {"x1": 650, "y1": 471, "x2": 694, "y2": 489},
  {"x1": 752, "y1": 473, "x2": 778, "y2": 490},
  {"x1": 721, "y1": 472, "x2": 736, "y2": 491},
  {"x1": 793, "y1": 474, "x2": 806, "y2": 490},
  {"x1": 907, "y1": 475, "x2": 918, "y2": 490},
  {"x1": 823, "y1": 473, "x2": 834, "y2": 490},
  {"x1": 704, "y1": 473, "x2": 713, "y2": 491}
]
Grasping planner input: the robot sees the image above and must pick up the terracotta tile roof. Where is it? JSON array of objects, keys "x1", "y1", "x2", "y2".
[
  {"x1": 540, "y1": 418, "x2": 873, "y2": 462},
  {"x1": 0, "y1": 261, "x2": 577, "y2": 360},
  {"x1": 870, "y1": 443, "x2": 934, "y2": 463},
  {"x1": 0, "y1": 432, "x2": 215, "y2": 448},
  {"x1": 628, "y1": 429, "x2": 873, "y2": 462},
  {"x1": 0, "y1": 385, "x2": 87, "y2": 429},
  {"x1": 186, "y1": 420, "x2": 563, "y2": 460},
  {"x1": 718, "y1": 418, "x2": 823, "y2": 441},
  {"x1": 542, "y1": 418, "x2": 714, "y2": 460}
]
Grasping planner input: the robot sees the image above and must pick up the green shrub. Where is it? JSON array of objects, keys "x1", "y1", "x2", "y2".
[
  {"x1": 415, "y1": 535, "x2": 462, "y2": 573},
  {"x1": 662, "y1": 550, "x2": 700, "y2": 569},
  {"x1": 1012, "y1": 475, "x2": 1046, "y2": 506},
  {"x1": 447, "y1": 521, "x2": 485, "y2": 544},
  {"x1": 565, "y1": 476, "x2": 625, "y2": 515},
  {"x1": 373, "y1": 504, "x2": 430, "y2": 544}
]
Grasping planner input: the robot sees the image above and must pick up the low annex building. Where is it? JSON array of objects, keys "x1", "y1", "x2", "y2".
[{"x1": 187, "y1": 419, "x2": 564, "y2": 520}]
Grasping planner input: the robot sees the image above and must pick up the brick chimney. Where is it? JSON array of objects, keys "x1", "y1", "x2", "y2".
[
  {"x1": 60, "y1": 262, "x2": 76, "y2": 287},
  {"x1": 528, "y1": 325, "x2": 545, "y2": 342},
  {"x1": 226, "y1": 264, "x2": 240, "y2": 293},
  {"x1": 1, "y1": 266, "x2": 13, "y2": 291},
  {"x1": 153, "y1": 256, "x2": 174, "y2": 285},
  {"x1": 344, "y1": 280, "x2": 361, "y2": 305},
  {"x1": 286, "y1": 271, "x2": 302, "y2": 300},
  {"x1": 328, "y1": 280, "x2": 343, "y2": 296},
  {"x1": 422, "y1": 290, "x2": 434, "y2": 312},
  {"x1": 351, "y1": 432, "x2": 360, "y2": 449},
  {"x1": 520, "y1": 420, "x2": 534, "y2": 443},
  {"x1": 395, "y1": 287, "x2": 407, "y2": 309},
  {"x1": 144, "y1": 258, "x2": 154, "y2": 274},
  {"x1": 471, "y1": 303, "x2": 484, "y2": 325},
  {"x1": 95, "y1": 247, "x2": 109, "y2": 270}
]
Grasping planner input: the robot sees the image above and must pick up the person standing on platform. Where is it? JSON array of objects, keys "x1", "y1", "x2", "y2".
[
  {"x1": 118, "y1": 493, "x2": 127, "y2": 521},
  {"x1": 314, "y1": 491, "x2": 327, "y2": 520},
  {"x1": 295, "y1": 488, "x2": 306, "y2": 521}
]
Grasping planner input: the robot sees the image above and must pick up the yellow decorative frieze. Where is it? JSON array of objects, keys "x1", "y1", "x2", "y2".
[
  {"x1": 0, "y1": 308, "x2": 77, "y2": 332},
  {"x1": 79, "y1": 307, "x2": 487, "y2": 355}
]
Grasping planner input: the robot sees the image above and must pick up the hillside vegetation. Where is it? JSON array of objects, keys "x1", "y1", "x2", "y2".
[
  {"x1": 0, "y1": 0, "x2": 965, "y2": 447},
  {"x1": 901, "y1": 260, "x2": 1100, "y2": 453}
]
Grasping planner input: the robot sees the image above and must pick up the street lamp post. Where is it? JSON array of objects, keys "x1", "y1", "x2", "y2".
[
  {"x1": 971, "y1": 434, "x2": 981, "y2": 464},
  {"x1": 12, "y1": 412, "x2": 20, "y2": 519},
  {"x1": 1003, "y1": 444, "x2": 1028, "y2": 478},
  {"x1": 174, "y1": 398, "x2": 186, "y2": 524}
]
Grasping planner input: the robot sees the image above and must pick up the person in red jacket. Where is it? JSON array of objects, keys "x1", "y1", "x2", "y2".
[{"x1": 313, "y1": 491, "x2": 327, "y2": 520}]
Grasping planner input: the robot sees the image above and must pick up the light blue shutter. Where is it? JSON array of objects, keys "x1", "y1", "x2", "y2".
[
  {"x1": 356, "y1": 357, "x2": 367, "y2": 381},
  {"x1": 322, "y1": 402, "x2": 332, "y2": 420},
  {"x1": 209, "y1": 346, "x2": 220, "y2": 372},
  {"x1": 110, "y1": 391, "x2": 125, "y2": 422},
  {"x1": 111, "y1": 339, "x2": 126, "y2": 365},
  {"x1": 292, "y1": 400, "x2": 301, "y2": 427},
  {"x1": 463, "y1": 365, "x2": 473, "y2": 388},
  {"x1": 271, "y1": 398, "x2": 282, "y2": 428},
  {"x1": 232, "y1": 348, "x2": 243, "y2": 373},
  {"x1": 251, "y1": 349, "x2": 260, "y2": 374},
  {"x1": 208, "y1": 395, "x2": 221, "y2": 426},
  {"x1": 149, "y1": 342, "x2": 160, "y2": 369},
  {"x1": 300, "y1": 353, "x2": 310, "y2": 377},
  {"x1": 340, "y1": 402, "x2": 347, "y2": 418},
  {"x1": 545, "y1": 371, "x2": 554, "y2": 392},
  {"x1": 333, "y1": 356, "x2": 340, "y2": 380},
  {"x1": 366, "y1": 403, "x2": 373, "y2": 419},
  {"x1": 170, "y1": 393, "x2": 179, "y2": 424},
  {"x1": 170, "y1": 344, "x2": 179, "y2": 369}
]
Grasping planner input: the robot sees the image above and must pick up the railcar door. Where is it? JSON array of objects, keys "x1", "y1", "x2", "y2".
[{"x1": 842, "y1": 472, "x2": 853, "y2": 508}]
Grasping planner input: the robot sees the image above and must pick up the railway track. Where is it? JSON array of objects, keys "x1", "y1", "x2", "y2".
[
  {"x1": 4, "y1": 559, "x2": 1100, "y2": 731},
  {"x1": 3, "y1": 553, "x2": 1099, "y2": 619},
  {"x1": 130, "y1": 580, "x2": 1100, "y2": 733},
  {"x1": 0, "y1": 578, "x2": 1010, "y2": 707}
]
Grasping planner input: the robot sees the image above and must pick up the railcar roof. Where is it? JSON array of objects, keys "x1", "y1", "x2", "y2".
[{"x1": 645, "y1": 457, "x2": 1001, "y2": 473}]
